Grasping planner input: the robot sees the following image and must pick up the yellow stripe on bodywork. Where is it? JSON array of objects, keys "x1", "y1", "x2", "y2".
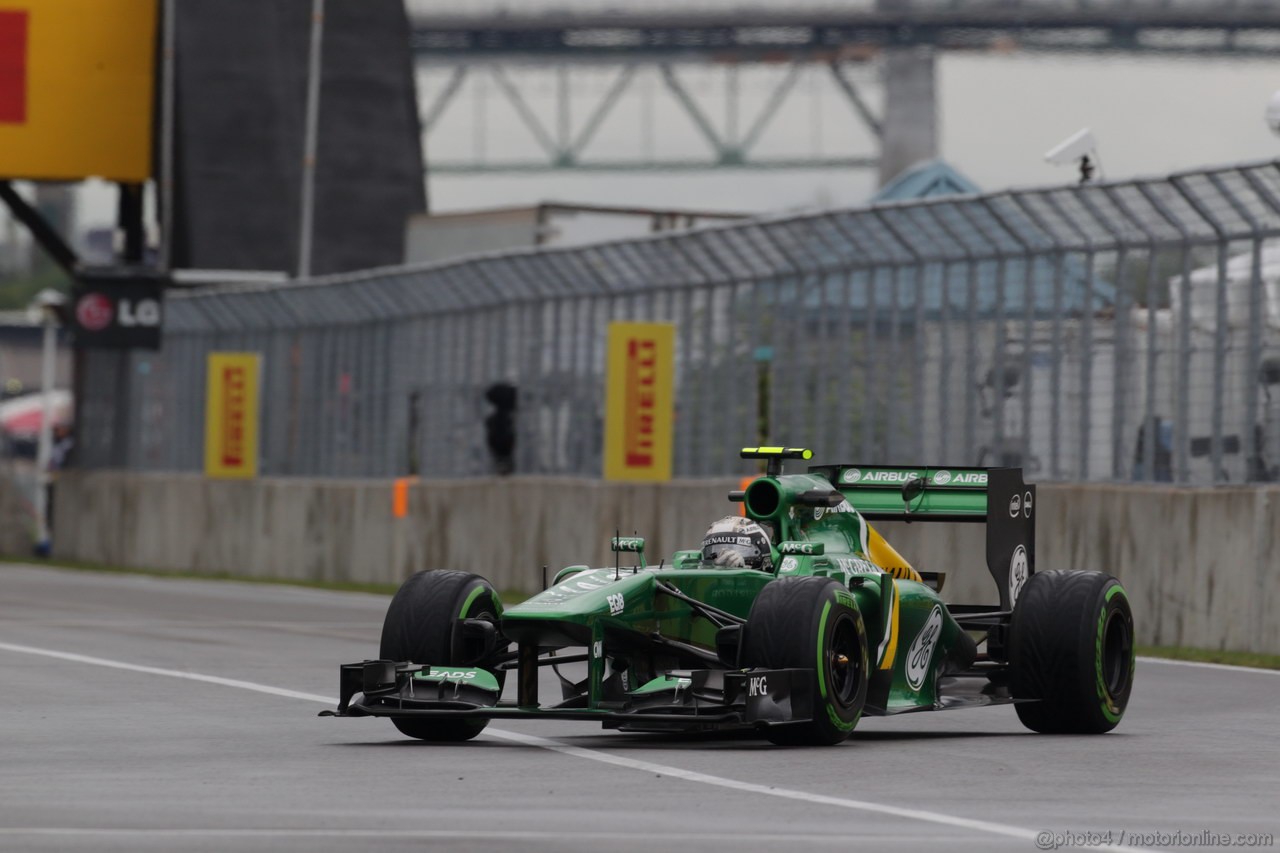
[
  {"x1": 866, "y1": 523, "x2": 923, "y2": 583},
  {"x1": 879, "y1": 581, "x2": 900, "y2": 670}
]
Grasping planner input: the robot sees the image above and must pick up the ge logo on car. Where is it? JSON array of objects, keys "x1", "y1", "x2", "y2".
[
  {"x1": 1009, "y1": 545, "x2": 1029, "y2": 605},
  {"x1": 905, "y1": 605, "x2": 944, "y2": 692}
]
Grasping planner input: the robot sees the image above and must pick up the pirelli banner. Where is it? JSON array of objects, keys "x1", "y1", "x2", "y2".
[
  {"x1": 204, "y1": 353, "x2": 261, "y2": 479},
  {"x1": 0, "y1": 0, "x2": 157, "y2": 181},
  {"x1": 603, "y1": 322, "x2": 675, "y2": 482}
]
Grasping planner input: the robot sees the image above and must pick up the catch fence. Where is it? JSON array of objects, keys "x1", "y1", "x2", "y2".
[{"x1": 79, "y1": 160, "x2": 1280, "y2": 485}]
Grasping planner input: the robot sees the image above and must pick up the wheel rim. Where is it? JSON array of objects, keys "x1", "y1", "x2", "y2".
[
  {"x1": 1100, "y1": 608, "x2": 1132, "y2": 698},
  {"x1": 827, "y1": 613, "x2": 862, "y2": 707}
]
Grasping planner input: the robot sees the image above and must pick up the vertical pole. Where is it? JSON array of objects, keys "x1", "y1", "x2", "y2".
[
  {"x1": 1245, "y1": 238, "x2": 1263, "y2": 481},
  {"x1": 877, "y1": 46, "x2": 936, "y2": 186},
  {"x1": 557, "y1": 65, "x2": 570, "y2": 157},
  {"x1": 159, "y1": 0, "x2": 177, "y2": 270},
  {"x1": 1050, "y1": 253, "x2": 1064, "y2": 479},
  {"x1": 839, "y1": 269, "x2": 855, "y2": 461},
  {"x1": 118, "y1": 184, "x2": 145, "y2": 262},
  {"x1": 1176, "y1": 246, "x2": 1192, "y2": 483},
  {"x1": 297, "y1": 0, "x2": 325, "y2": 279},
  {"x1": 1143, "y1": 251, "x2": 1159, "y2": 482},
  {"x1": 1110, "y1": 249, "x2": 1130, "y2": 479},
  {"x1": 700, "y1": 283, "x2": 715, "y2": 476},
  {"x1": 912, "y1": 265, "x2": 926, "y2": 461},
  {"x1": 887, "y1": 266, "x2": 903, "y2": 460},
  {"x1": 1210, "y1": 239, "x2": 1229, "y2": 481},
  {"x1": 34, "y1": 308, "x2": 57, "y2": 550},
  {"x1": 863, "y1": 270, "x2": 879, "y2": 459},
  {"x1": 992, "y1": 256, "x2": 1008, "y2": 466},
  {"x1": 964, "y1": 261, "x2": 977, "y2": 463},
  {"x1": 1078, "y1": 251, "x2": 1096, "y2": 480},
  {"x1": 939, "y1": 264, "x2": 952, "y2": 462},
  {"x1": 726, "y1": 64, "x2": 739, "y2": 150}
]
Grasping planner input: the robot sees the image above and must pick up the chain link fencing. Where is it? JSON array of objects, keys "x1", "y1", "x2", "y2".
[{"x1": 78, "y1": 159, "x2": 1280, "y2": 485}]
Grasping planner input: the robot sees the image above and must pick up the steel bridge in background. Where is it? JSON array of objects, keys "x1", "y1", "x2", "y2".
[{"x1": 407, "y1": 0, "x2": 1280, "y2": 180}]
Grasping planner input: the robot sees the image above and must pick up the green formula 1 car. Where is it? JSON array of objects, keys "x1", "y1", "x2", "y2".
[{"x1": 323, "y1": 448, "x2": 1135, "y2": 746}]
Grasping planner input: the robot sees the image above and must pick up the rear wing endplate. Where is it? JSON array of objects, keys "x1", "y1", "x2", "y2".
[{"x1": 809, "y1": 464, "x2": 1035, "y2": 611}]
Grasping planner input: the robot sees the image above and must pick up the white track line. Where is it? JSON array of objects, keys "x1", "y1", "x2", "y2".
[
  {"x1": 0, "y1": 639, "x2": 1155, "y2": 852},
  {"x1": 0, "y1": 829, "x2": 950, "y2": 844},
  {"x1": 0, "y1": 641, "x2": 329, "y2": 704},
  {"x1": 1137, "y1": 656, "x2": 1280, "y2": 676}
]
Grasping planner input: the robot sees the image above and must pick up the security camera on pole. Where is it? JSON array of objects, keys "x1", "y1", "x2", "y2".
[{"x1": 1044, "y1": 128, "x2": 1101, "y2": 186}]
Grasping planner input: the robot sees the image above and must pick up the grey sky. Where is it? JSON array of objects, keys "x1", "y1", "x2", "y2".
[
  {"x1": 66, "y1": 52, "x2": 1280, "y2": 235},
  {"x1": 424, "y1": 53, "x2": 1280, "y2": 215}
]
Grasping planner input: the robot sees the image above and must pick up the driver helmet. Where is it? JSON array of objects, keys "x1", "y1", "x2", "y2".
[{"x1": 701, "y1": 516, "x2": 773, "y2": 571}]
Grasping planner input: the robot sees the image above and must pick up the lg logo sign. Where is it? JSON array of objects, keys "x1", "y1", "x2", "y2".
[
  {"x1": 75, "y1": 294, "x2": 160, "y2": 331},
  {"x1": 72, "y1": 273, "x2": 165, "y2": 350}
]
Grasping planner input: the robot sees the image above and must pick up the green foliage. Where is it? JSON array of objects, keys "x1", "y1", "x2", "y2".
[
  {"x1": 0, "y1": 554, "x2": 537, "y2": 604},
  {"x1": 0, "y1": 266, "x2": 72, "y2": 311},
  {"x1": 1138, "y1": 644, "x2": 1280, "y2": 671}
]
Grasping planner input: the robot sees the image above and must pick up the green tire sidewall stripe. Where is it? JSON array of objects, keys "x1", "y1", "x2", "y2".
[
  {"x1": 816, "y1": 600, "x2": 831, "y2": 700},
  {"x1": 817, "y1": 594, "x2": 860, "y2": 733},
  {"x1": 457, "y1": 583, "x2": 495, "y2": 620},
  {"x1": 1095, "y1": 583, "x2": 1128, "y2": 722}
]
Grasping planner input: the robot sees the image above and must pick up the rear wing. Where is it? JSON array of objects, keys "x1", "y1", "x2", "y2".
[{"x1": 809, "y1": 464, "x2": 1035, "y2": 611}]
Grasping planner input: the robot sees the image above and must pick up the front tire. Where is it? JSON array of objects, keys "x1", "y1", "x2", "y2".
[
  {"x1": 741, "y1": 577, "x2": 869, "y2": 746},
  {"x1": 379, "y1": 570, "x2": 505, "y2": 742},
  {"x1": 1009, "y1": 570, "x2": 1135, "y2": 734}
]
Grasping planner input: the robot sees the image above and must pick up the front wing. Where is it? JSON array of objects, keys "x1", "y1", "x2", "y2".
[{"x1": 320, "y1": 660, "x2": 816, "y2": 731}]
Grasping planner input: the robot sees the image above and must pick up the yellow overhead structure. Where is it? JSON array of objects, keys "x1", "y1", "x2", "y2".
[{"x1": 0, "y1": 0, "x2": 157, "y2": 181}]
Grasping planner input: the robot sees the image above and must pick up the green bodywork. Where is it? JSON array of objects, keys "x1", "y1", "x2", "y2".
[{"x1": 499, "y1": 465, "x2": 981, "y2": 715}]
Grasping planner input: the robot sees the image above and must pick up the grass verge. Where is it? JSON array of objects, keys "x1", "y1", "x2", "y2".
[
  {"x1": 0, "y1": 554, "x2": 403, "y2": 597},
  {"x1": 1137, "y1": 645, "x2": 1280, "y2": 671},
  {"x1": 0, "y1": 554, "x2": 535, "y2": 604}
]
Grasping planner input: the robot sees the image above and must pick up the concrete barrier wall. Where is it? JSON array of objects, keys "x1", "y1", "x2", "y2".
[{"x1": 48, "y1": 471, "x2": 1279, "y2": 655}]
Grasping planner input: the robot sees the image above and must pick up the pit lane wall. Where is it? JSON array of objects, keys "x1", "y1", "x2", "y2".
[{"x1": 47, "y1": 471, "x2": 1280, "y2": 655}]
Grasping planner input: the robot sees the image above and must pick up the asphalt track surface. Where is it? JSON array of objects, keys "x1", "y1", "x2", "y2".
[{"x1": 2, "y1": 564, "x2": 1277, "y2": 853}]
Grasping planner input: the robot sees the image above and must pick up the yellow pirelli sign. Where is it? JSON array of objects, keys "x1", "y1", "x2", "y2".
[
  {"x1": 603, "y1": 322, "x2": 675, "y2": 482},
  {"x1": 0, "y1": 0, "x2": 157, "y2": 181},
  {"x1": 204, "y1": 353, "x2": 261, "y2": 479}
]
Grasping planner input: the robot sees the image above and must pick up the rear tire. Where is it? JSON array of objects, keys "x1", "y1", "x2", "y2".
[
  {"x1": 379, "y1": 570, "x2": 505, "y2": 742},
  {"x1": 741, "y1": 577, "x2": 868, "y2": 746},
  {"x1": 1009, "y1": 570, "x2": 1135, "y2": 734}
]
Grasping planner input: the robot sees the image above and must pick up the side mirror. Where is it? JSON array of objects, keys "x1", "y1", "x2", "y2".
[{"x1": 901, "y1": 476, "x2": 927, "y2": 505}]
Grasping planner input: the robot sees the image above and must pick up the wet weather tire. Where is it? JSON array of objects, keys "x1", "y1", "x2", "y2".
[
  {"x1": 379, "y1": 570, "x2": 505, "y2": 742},
  {"x1": 1009, "y1": 570, "x2": 1135, "y2": 734},
  {"x1": 742, "y1": 576, "x2": 869, "y2": 746}
]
